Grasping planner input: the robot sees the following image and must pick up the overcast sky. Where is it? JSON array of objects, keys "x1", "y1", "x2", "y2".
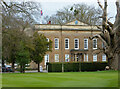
[
  {"x1": 40, "y1": 0, "x2": 117, "y2": 24},
  {"x1": 11, "y1": 0, "x2": 118, "y2": 23}
]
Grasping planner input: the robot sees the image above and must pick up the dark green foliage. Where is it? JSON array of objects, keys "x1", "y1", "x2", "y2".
[
  {"x1": 2, "y1": 29, "x2": 32, "y2": 71},
  {"x1": 47, "y1": 62, "x2": 108, "y2": 72},
  {"x1": 16, "y1": 42, "x2": 30, "y2": 73},
  {"x1": 30, "y1": 32, "x2": 52, "y2": 72},
  {"x1": 47, "y1": 62, "x2": 62, "y2": 72},
  {"x1": 64, "y1": 62, "x2": 79, "y2": 72}
]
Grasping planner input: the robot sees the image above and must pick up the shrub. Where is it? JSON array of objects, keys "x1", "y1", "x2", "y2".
[
  {"x1": 64, "y1": 62, "x2": 79, "y2": 72},
  {"x1": 47, "y1": 62, "x2": 108, "y2": 72},
  {"x1": 47, "y1": 62, "x2": 62, "y2": 72}
]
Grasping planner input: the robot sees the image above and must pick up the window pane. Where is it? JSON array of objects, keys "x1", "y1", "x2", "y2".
[
  {"x1": 102, "y1": 42, "x2": 105, "y2": 49},
  {"x1": 84, "y1": 54, "x2": 88, "y2": 61},
  {"x1": 47, "y1": 38, "x2": 49, "y2": 50},
  {"x1": 93, "y1": 54, "x2": 97, "y2": 61},
  {"x1": 55, "y1": 54, "x2": 59, "y2": 62},
  {"x1": 102, "y1": 54, "x2": 106, "y2": 61},
  {"x1": 93, "y1": 39, "x2": 97, "y2": 49},
  {"x1": 65, "y1": 38, "x2": 69, "y2": 49},
  {"x1": 74, "y1": 39, "x2": 79, "y2": 49},
  {"x1": 65, "y1": 54, "x2": 69, "y2": 62},
  {"x1": 46, "y1": 38, "x2": 49, "y2": 42},
  {"x1": 45, "y1": 54, "x2": 49, "y2": 65},
  {"x1": 84, "y1": 39, "x2": 88, "y2": 49},
  {"x1": 55, "y1": 38, "x2": 59, "y2": 49}
]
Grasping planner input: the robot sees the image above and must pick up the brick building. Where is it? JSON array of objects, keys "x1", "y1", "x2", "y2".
[{"x1": 33, "y1": 20, "x2": 107, "y2": 68}]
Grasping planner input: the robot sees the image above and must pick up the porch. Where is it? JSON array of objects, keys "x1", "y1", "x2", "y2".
[{"x1": 70, "y1": 49, "x2": 88, "y2": 62}]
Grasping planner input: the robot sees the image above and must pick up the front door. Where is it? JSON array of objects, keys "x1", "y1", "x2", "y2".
[{"x1": 77, "y1": 53, "x2": 83, "y2": 62}]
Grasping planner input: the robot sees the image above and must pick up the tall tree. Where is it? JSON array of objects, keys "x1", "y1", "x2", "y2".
[
  {"x1": 30, "y1": 32, "x2": 52, "y2": 72},
  {"x1": 2, "y1": 29, "x2": 32, "y2": 71},
  {"x1": 2, "y1": 0, "x2": 42, "y2": 30},
  {"x1": 44, "y1": 4, "x2": 102, "y2": 25},
  {"x1": 16, "y1": 41, "x2": 30, "y2": 73},
  {"x1": 90, "y1": 0, "x2": 120, "y2": 70},
  {"x1": 2, "y1": 1, "x2": 41, "y2": 71}
]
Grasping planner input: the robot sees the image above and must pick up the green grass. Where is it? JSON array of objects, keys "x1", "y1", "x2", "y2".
[{"x1": 2, "y1": 71, "x2": 118, "y2": 87}]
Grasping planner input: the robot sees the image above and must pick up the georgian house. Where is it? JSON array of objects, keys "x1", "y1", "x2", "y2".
[{"x1": 33, "y1": 20, "x2": 107, "y2": 68}]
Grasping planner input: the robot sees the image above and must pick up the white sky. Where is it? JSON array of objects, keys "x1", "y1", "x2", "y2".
[
  {"x1": 9, "y1": 0, "x2": 118, "y2": 23},
  {"x1": 38, "y1": 0, "x2": 117, "y2": 24}
]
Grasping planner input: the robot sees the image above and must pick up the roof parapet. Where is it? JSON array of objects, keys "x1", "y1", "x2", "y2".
[{"x1": 34, "y1": 24, "x2": 101, "y2": 31}]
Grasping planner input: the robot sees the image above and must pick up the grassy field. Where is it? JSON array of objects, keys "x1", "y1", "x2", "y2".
[{"x1": 2, "y1": 71, "x2": 118, "y2": 87}]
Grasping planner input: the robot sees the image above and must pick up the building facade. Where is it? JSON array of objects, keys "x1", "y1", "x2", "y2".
[{"x1": 34, "y1": 20, "x2": 107, "y2": 68}]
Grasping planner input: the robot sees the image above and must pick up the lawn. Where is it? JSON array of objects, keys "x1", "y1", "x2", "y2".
[{"x1": 2, "y1": 71, "x2": 118, "y2": 87}]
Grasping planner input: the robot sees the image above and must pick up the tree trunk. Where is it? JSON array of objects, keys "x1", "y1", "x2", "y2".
[
  {"x1": 20, "y1": 65, "x2": 22, "y2": 73},
  {"x1": 20, "y1": 65, "x2": 25, "y2": 73},
  {"x1": 2, "y1": 59, "x2": 5, "y2": 67},
  {"x1": 113, "y1": 53, "x2": 119, "y2": 70},
  {"x1": 23, "y1": 65, "x2": 25, "y2": 73},
  {"x1": 112, "y1": 0, "x2": 120, "y2": 70},
  {"x1": 118, "y1": 53, "x2": 120, "y2": 70},
  {"x1": 12, "y1": 60, "x2": 15, "y2": 72},
  {"x1": 108, "y1": 55, "x2": 118, "y2": 70},
  {"x1": 38, "y1": 63, "x2": 40, "y2": 72},
  {"x1": 96, "y1": 0, "x2": 120, "y2": 70}
]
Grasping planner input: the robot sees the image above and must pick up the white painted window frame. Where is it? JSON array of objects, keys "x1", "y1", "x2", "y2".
[
  {"x1": 74, "y1": 38, "x2": 79, "y2": 49},
  {"x1": 84, "y1": 39, "x2": 88, "y2": 50},
  {"x1": 47, "y1": 38, "x2": 49, "y2": 50},
  {"x1": 65, "y1": 54, "x2": 69, "y2": 62},
  {"x1": 44, "y1": 54, "x2": 49, "y2": 65},
  {"x1": 54, "y1": 38, "x2": 59, "y2": 50},
  {"x1": 93, "y1": 54, "x2": 97, "y2": 62},
  {"x1": 55, "y1": 54, "x2": 59, "y2": 62},
  {"x1": 65, "y1": 38, "x2": 69, "y2": 50},
  {"x1": 47, "y1": 38, "x2": 49, "y2": 42},
  {"x1": 93, "y1": 39, "x2": 97, "y2": 49},
  {"x1": 84, "y1": 54, "x2": 88, "y2": 62},
  {"x1": 102, "y1": 54, "x2": 106, "y2": 61}
]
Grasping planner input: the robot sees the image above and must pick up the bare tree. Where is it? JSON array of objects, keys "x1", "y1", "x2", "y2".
[
  {"x1": 44, "y1": 4, "x2": 102, "y2": 25},
  {"x1": 1, "y1": 0, "x2": 41, "y2": 30},
  {"x1": 1, "y1": 1, "x2": 42, "y2": 71},
  {"x1": 91, "y1": 0, "x2": 120, "y2": 70}
]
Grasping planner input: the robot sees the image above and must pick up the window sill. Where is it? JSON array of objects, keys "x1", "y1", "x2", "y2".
[
  {"x1": 74, "y1": 48, "x2": 79, "y2": 50},
  {"x1": 93, "y1": 48, "x2": 97, "y2": 50},
  {"x1": 65, "y1": 48, "x2": 69, "y2": 50},
  {"x1": 55, "y1": 48, "x2": 59, "y2": 50}
]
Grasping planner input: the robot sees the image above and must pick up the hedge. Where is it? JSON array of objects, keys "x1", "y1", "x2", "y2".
[
  {"x1": 47, "y1": 62, "x2": 62, "y2": 72},
  {"x1": 47, "y1": 62, "x2": 108, "y2": 72}
]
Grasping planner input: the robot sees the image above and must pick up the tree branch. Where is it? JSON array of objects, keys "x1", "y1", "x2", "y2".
[
  {"x1": 108, "y1": 17, "x2": 113, "y2": 21},
  {"x1": 104, "y1": 22, "x2": 113, "y2": 35},
  {"x1": 116, "y1": 0, "x2": 119, "y2": 15},
  {"x1": 92, "y1": 49, "x2": 104, "y2": 55},
  {"x1": 97, "y1": 0, "x2": 104, "y2": 10},
  {"x1": 107, "y1": 20, "x2": 113, "y2": 28},
  {"x1": 96, "y1": 25, "x2": 103, "y2": 32},
  {"x1": 90, "y1": 34, "x2": 108, "y2": 47},
  {"x1": 1, "y1": 0, "x2": 14, "y2": 8}
]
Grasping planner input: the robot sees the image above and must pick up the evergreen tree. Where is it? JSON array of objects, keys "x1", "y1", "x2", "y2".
[{"x1": 30, "y1": 32, "x2": 52, "y2": 72}]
